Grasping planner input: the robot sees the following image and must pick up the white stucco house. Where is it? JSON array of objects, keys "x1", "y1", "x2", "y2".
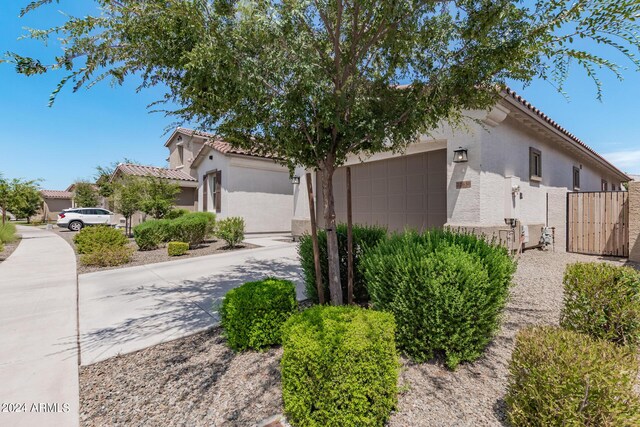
[
  {"x1": 291, "y1": 88, "x2": 629, "y2": 251},
  {"x1": 164, "y1": 128, "x2": 293, "y2": 233}
]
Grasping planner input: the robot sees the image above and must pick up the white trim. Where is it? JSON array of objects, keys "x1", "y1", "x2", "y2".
[{"x1": 342, "y1": 139, "x2": 447, "y2": 166}]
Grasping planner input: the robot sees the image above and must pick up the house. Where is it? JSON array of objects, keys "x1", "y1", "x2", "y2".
[
  {"x1": 163, "y1": 128, "x2": 293, "y2": 233},
  {"x1": 110, "y1": 163, "x2": 199, "y2": 227},
  {"x1": 40, "y1": 189, "x2": 74, "y2": 221},
  {"x1": 291, "y1": 88, "x2": 629, "y2": 251}
]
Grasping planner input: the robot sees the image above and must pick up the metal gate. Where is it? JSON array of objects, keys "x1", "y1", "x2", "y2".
[{"x1": 567, "y1": 191, "x2": 629, "y2": 257}]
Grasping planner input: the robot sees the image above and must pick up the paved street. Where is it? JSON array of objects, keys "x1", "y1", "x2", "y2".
[
  {"x1": 0, "y1": 226, "x2": 79, "y2": 427},
  {"x1": 78, "y1": 237, "x2": 303, "y2": 365}
]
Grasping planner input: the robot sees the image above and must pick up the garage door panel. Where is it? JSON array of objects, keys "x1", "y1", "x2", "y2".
[{"x1": 317, "y1": 149, "x2": 446, "y2": 232}]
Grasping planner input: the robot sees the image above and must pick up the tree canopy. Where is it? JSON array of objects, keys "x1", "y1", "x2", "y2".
[
  {"x1": 73, "y1": 181, "x2": 100, "y2": 208},
  {"x1": 8, "y1": 0, "x2": 640, "y2": 303}
]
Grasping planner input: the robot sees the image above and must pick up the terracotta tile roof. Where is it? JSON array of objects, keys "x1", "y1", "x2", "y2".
[
  {"x1": 41, "y1": 190, "x2": 73, "y2": 199},
  {"x1": 177, "y1": 128, "x2": 277, "y2": 160},
  {"x1": 115, "y1": 163, "x2": 197, "y2": 182},
  {"x1": 502, "y1": 87, "x2": 629, "y2": 180}
]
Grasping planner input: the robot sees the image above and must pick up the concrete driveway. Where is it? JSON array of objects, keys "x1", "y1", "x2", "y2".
[
  {"x1": 79, "y1": 237, "x2": 303, "y2": 365},
  {"x1": 0, "y1": 226, "x2": 79, "y2": 427}
]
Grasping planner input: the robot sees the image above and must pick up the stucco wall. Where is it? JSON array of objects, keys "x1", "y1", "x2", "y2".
[
  {"x1": 167, "y1": 133, "x2": 205, "y2": 178},
  {"x1": 42, "y1": 198, "x2": 73, "y2": 221},
  {"x1": 630, "y1": 182, "x2": 640, "y2": 263}
]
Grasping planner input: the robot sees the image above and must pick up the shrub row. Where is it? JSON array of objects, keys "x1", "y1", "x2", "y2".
[
  {"x1": 298, "y1": 224, "x2": 387, "y2": 304},
  {"x1": 133, "y1": 212, "x2": 216, "y2": 250},
  {"x1": 73, "y1": 226, "x2": 133, "y2": 266},
  {"x1": 362, "y1": 229, "x2": 515, "y2": 369}
]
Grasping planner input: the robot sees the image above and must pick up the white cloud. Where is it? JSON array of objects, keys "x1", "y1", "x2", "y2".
[{"x1": 602, "y1": 150, "x2": 640, "y2": 174}]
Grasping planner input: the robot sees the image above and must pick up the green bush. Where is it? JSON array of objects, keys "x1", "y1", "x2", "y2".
[
  {"x1": 81, "y1": 245, "x2": 134, "y2": 267},
  {"x1": 164, "y1": 208, "x2": 190, "y2": 220},
  {"x1": 281, "y1": 305, "x2": 399, "y2": 427},
  {"x1": 506, "y1": 326, "x2": 640, "y2": 426},
  {"x1": 186, "y1": 211, "x2": 216, "y2": 236},
  {"x1": 361, "y1": 229, "x2": 515, "y2": 369},
  {"x1": 0, "y1": 223, "x2": 17, "y2": 244},
  {"x1": 167, "y1": 214, "x2": 208, "y2": 248},
  {"x1": 133, "y1": 219, "x2": 169, "y2": 250},
  {"x1": 216, "y1": 216, "x2": 245, "y2": 248},
  {"x1": 73, "y1": 225, "x2": 128, "y2": 255},
  {"x1": 167, "y1": 241, "x2": 189, "y2": 256},
  {"x1": 561, "y1": 262, "x2": 640, "y2": 346},
  {"x1": 220, "y1": 278, "x2": 297, "y2": 351},
  {"x1": 298, "y1": 224, "x2": 387, "y2": 304}
]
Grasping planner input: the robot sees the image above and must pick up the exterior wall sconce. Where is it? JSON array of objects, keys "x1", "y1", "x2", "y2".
[
  {"x1": 453, "y1": 147, "x2": 468, "y2": 163},
  {"x1": 290, "y1": 175, "x2": 301, "y2": 185}
]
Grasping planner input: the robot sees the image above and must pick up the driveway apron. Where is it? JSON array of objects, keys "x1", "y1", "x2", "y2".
[
  {"x1": 79, "y1": 238, "x2": 303, "y2": 365},
  {"x1": 0, "y1": 226, "x2": 79, "y2": 427}
]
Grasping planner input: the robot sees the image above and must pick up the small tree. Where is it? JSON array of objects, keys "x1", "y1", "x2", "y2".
[
  {"x1": 0, "y1": 174, "x2": 9, "y2": 225},
  {"x1": 73, "y1": 181, "x2": 99, "y2": 208},
  {"x1": 112, "y1": 176, "x2": 144, "y2": 236},
  {"x1": 8, "y1": 179, "x2": 42, "y2": 223},
  {"x1": 139, "y1": 177, "x2": 180, "y2": 219}
]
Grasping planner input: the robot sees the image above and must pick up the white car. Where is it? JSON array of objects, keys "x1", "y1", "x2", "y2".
[{"x1": 57, "y1": 208, "x2": 115, "y2": 231}]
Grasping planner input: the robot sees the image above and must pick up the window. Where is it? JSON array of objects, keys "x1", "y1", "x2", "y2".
[
  {"x1": 177, "y1": 145, "x2": 184, "y2": 165},
  {"x1": 529, "y1": 147, "x2": 542, "y2": 181},
  {"x1": 601, "y1": 179, "x2": 608, "y2": 191},
  {"x1": 572, "y1": 167, "x2": 580, "y2": 191},
  {"x1": 203, "y1": 170, "x2": 222, "y2": 213}
]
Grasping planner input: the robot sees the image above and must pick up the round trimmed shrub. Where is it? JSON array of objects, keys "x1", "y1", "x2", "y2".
[
  {"x1": 167, "y1": 241, "x2": 189, "y2": 256},
  {"x1": 561, "y1": 262, "x2": 640, "y2": 346},
  {"x1": 298, "y1": 223, "x2": 387, "y2": 304},
  {"x1": 133, "y1": 219, "x2": 169, "y2": 250},
  {"x1": 220, "y1": 278, "x2": 297, "y2": 351},
  {"x1": 281, "y1": 305, "x2": 398, "y2": 427},
  {"x1": 167, "y1": 214, "x2": 208, "y2": 248},
  {"x1": 361, "y1": 230, "x2": 515, "y2": 369},
  {"x1": 81, "y1": 246, "x2": 134, "y2": 267},
  {"x1": 73, "y1": 225, "x2": 128, "y2": 255},
  {"x1": 506, "y1": 326, "x2": 640, "y2": 426}
]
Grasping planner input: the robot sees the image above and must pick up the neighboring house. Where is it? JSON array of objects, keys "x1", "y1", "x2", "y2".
[
  {"x1": 40, "y1": 189, "x2": 74, "y2": 221},
  {"x1": 292, "y1": 88, "x2": 629, "y2": 251},
  {"x1": 110, "y1": 163, "x2": 199, "y2": 227},
  {"x1": 164, "y1": 128, "x2": 293, "y2": 233}
]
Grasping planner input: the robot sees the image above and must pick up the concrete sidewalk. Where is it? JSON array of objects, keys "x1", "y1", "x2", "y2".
[
  {"x1": 79, "y1": 238, "x2": 303, "y2": 365},
  {"x1": 0, "y1": 226, "x2": 79, "y2": 427}
]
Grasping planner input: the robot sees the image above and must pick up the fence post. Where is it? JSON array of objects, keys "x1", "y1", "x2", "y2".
[{"x1": 629, "y1": 182, "x2": 640, "y2": 263}]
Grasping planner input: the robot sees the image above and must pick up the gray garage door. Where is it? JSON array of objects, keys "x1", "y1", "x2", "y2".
[{"x1": 318, "y1": 149, "x2": 447, "y2": 232}]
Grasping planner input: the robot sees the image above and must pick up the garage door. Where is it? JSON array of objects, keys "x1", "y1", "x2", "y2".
[{"x1": 318, "y1": 149, "x2": 447, "y2": 232}]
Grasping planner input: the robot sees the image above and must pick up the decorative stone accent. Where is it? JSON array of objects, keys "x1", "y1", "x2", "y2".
[
  {"x1": 258, "y1": 414, "x2": 290, "y2": 427},
  {"x1": 629, "y1": 182, "x2": 640, "y2": 263}
]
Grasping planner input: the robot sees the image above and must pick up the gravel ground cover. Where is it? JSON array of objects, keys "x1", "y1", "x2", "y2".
[
  {"x1": 79, "y1": 250, "x2": 637, "y2": 427},
  {"x1": 0, "y1": 238, "x2": 21, "y2": 264},
  {"x1": 53, "y1": 228, "x2": 257, "y2": 274}
]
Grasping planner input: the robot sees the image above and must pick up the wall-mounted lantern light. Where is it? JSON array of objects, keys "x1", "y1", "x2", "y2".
[
  {"x1": 453, "y1": 147, "x2": 468, "y2": 163},
  {"x1": 291, "y1": 175, "x2": 301, "y2": 185}
]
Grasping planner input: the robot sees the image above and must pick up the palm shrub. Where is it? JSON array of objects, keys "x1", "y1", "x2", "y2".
[
  {"x1": 361, "y1": 229, "x2": 515, "y2": 369},
  {"x1": 167, "y1": 241, "x2": 189, "y2": 256},
  {"x1": 220, "y1": 278, "x2": 297, "y2": 351},
  {"x1": 0, "y1": 222, "x2": 17, "y2": 243},
  {"x1": 281, "y1": 305, "x2": 399, "y2": 427},
  {"x1": 561, "y1": 262, "x2": 640, "y2": 346},
  {"x1": 506, "y1": 326, "x2": 640, "y2": 426},
  {"x1": 298, "y1": 223, "x2": 387, "y2": 304},
  {"x1": 73, "y1": 225, "x2": 128, "y2": 255},
  {"x1": 216, "y1": 216, "x2": 245, "y2": 248}
]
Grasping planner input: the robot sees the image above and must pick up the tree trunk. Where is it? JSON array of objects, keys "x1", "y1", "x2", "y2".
[{"x1": 321, "y1": 164, "x2": 343, "y2": 305}]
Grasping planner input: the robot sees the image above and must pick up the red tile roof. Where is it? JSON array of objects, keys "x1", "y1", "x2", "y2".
[
  {"x1": 114, "y1": 163, "x2": 197, "y2": 182},
  {"x1": 176, "y1": 127, "x2": 277, "y2": 160},
  {"x1": 41, "y1": 190, "x2": 73, "y2": 199},
  {"x1": 502, "y1": 87, "x2": 629, "y2": 180}
]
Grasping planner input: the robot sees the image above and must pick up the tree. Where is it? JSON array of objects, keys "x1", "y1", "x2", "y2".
[
  {"x1": 140, "y1": 177, "x2": 181, "y2": 219},
  {"x1": 8, "y1": 179, "x2": 42, "y2": 223},
  {"x1": 9, "y1": 0, "x2": 640, "y2": 304},
  {"x1": 0, "y1": 174, "x2": 9, "y2": 225},
  {"x1": 73, "y1": 181, "x2": 99, "y2": 208},
  {"x1": 95, "y1": 158, "x2": 140, "y2": 201},
  {"x1": 111, "y1": 176, "x2": 145, "y2": 236}
]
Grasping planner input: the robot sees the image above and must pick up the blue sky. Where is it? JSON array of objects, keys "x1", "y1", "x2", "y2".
[{"x1": 0, "y1": 1, "x2": 638, "y2": 190}]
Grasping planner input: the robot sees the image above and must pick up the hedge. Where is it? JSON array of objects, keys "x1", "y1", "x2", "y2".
[
  {"x1": 506, "y1": 326, "x2": 640, "y2": 426},
  {"x1": 133, "y1": 212, "x2": 212, "y2": 250},
  {"x1": 220, "y1": 278, "x2": 297, "y2": 351},
  {"x1": 561, "y1": 262, "x2": 640, "y2": 346},
  {"x1": 73, "y1": 225, "x2": 128, "y2": 255},
  {"x1": 81, "y1": 246, "x2": 134, "y2": 267},
  {"x1": 167, "y1": 241, "x2": 189, "y2": 256},
  {"x1": 298, "y1": 224, "x2": 387, "y2": 304},
  {"x1": 361, "y1": 229, "x2": 515, "y2": 369},
  {"x1": 133, "y1": 219, "x2": 170, "y2": 250},
  {"x1": 281, "y1": 305, "x2": 398, "y2": 427}
]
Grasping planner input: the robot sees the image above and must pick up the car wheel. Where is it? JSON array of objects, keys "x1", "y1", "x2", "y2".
[{"x1": 69, "y1": 221, "x2": 83, "y2": 232}]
